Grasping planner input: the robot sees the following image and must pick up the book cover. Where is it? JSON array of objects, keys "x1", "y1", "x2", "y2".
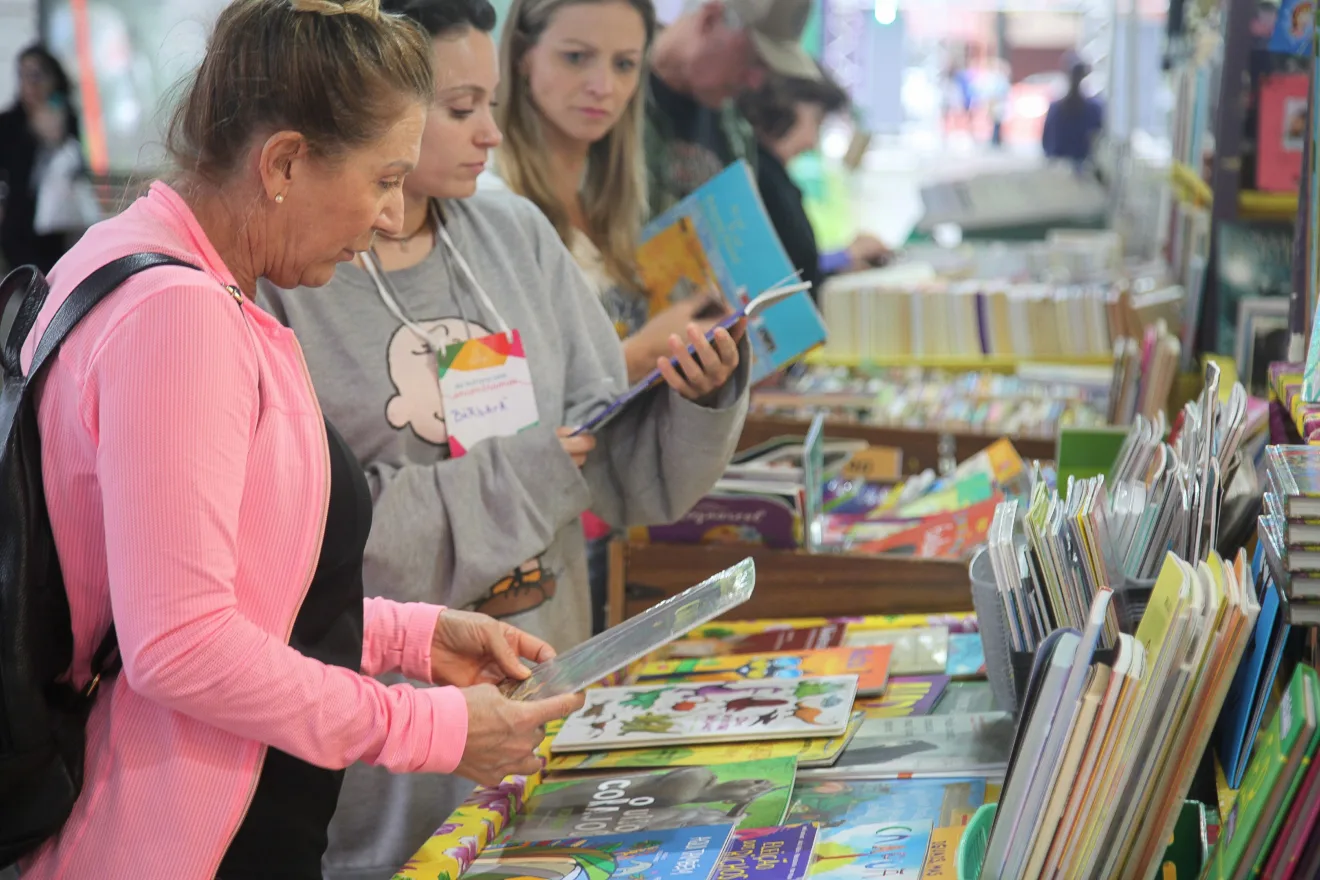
[
  {"x1": 505, "y1": 758, "x2": 795, "y2": 843},
  {"x1": 843, "y1": 628, "x2": 949, "y2": 676},
  {"x1": 945, "y1": 634, "x2": 985, "y2": 678},
  {"x1": 851, "y1": 496, "x2": 1002, "y2": 562},
  {"x1": 634, "y1": 646, "x2": 893, "y2": 697},
  {"x1": 716, "y1": 825, "x2": 818, "y2": 880},
  {"x1": 546, "y1": 712, "x2": 866, "y2": 773},
  {"x1": 677, "y1": 614, "x2": 979, "y2": 642},
  {"x1": 1257, "y1": 73, "x2": 1310, "y2": 192},
  {"x1": 643, "y1": 494, "x2": 801, "y2": 549},
  {"x1": 892, "y1": 473, "x2": 997, "y2": 519},
  {"x1": 930, "y1": 681, "x2": 997, "y2": 717},
  {"x1": 1267, "y1": 446, "x2": 1320, "y2": 505},
  {"x1": 1216, "y1": 221, "x2": 1293, "y2": 360},
  {"x1": 689, "y1": 624, "x2": 850, "y2": 657},
  {"x1": 470, "y1": 825, "x2": 736, "y2": 880},
  {"x1": 808, "y1": 821, "x2": 934, "y2": 878},
  {"x1": 1269, "y1": 0, "x2": 1314, "y2": 55},
  {"x1": 821, "y1": 712, "x2": 1015, "y2": 776},
  {"x1": 638, "y1": 161, "x2": 828, "y2": 383},
  {"x1": 550, "y1": 677, "x2": 859, "y2": 753},
  {"x1": 856, "y1": 676, "x2": 951, "y2": 719},
  {"x1": 788, "y1": 777, "x2": 990, "y2": 831},
  {"x1": 919, "y1": 826, "x2": 963, "y2": 879}
]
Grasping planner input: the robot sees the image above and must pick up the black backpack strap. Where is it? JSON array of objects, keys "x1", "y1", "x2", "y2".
[
  {"x1": 1, "y1": 266, "x2": 52, "y2": 381},
  {"x1": 28, "y1": 253, "x2": 198, "y2": 380}
]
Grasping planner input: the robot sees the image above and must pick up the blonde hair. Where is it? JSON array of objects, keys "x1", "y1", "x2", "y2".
[{"x1": 496, "y1": 0, "x2": 656, "y2": 290}]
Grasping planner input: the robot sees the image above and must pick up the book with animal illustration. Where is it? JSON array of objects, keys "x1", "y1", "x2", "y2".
[
  {"x1": 502, "y1": 758, "x2": 795, "y2": 843},
  {"x1": 636, "y1": 160, "x2": 828, "y2": 384},
  {"x1": 546, "y1": 712, "x2": 865, "y2": 773},
  {"x1": 549, "y1": 677, "x2": 859, "y2": 753},
  {"x1": 632, "y1": 646, "x2": 892, "y2": 697},
  {"x1": 715, "y1": 825, "x2": 819, "y2": 880},
  {"x1": 788, "y1": 776, "x2": 992, "y2": 833},
  {"x1": 819, "y1": 711, "x2": 1015, "y2": 776},
  {"x1": 469, "y1": 825, "x2": 737, "y2": 880},
  {"x1": 808, "y1": 820, "x2": 934, "y2": 878},
  {"x1": 856, "y1": 676, "x2": 950, "y2": 719}
]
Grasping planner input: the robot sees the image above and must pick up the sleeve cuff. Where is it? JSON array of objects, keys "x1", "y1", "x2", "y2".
[
  {"x1": 819, "y1": 249, "x2": 852, "y2": 275},
  {"x1": 402, "y1": 602, "x2": 446, "y2": 685},
  {"x1": 417, "y1": 685, "x2": 470, "y2": 774}
]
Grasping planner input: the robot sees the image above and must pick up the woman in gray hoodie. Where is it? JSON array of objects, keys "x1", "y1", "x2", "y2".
[{"x1": 257, "y1": 0, "x2": 750, "y2": 877}]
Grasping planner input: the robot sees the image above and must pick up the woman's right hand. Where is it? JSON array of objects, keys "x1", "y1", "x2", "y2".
[
  {"x1": 453, "y1": 684, "x2": 585, "y2": 787},
  {"x1": 623, "y1": 296, "x2": 729, "y2": 383}
]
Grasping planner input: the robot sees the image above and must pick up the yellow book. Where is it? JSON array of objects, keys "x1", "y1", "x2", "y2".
[{"x1": 920, "y1": 826, "x2": 964, "y2": 879}]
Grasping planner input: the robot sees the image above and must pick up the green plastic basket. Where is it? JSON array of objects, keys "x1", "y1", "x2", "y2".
[{"x1": 956, "y1": 803, "x2": 997, "y2": 880}]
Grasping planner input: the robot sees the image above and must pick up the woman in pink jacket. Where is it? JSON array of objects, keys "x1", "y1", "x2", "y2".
[{"x1": 17, "y1": 1, "x2": 583, "y2": 878}]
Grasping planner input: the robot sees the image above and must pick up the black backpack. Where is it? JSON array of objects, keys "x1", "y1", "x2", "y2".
[{"x1": 0, "y1": 253, "x2": 194, "y2": 866}]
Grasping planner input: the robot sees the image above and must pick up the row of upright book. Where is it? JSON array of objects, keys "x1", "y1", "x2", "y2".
[{"x1": 1260, "y1": 445, "x2": 1320, "y2": 623}]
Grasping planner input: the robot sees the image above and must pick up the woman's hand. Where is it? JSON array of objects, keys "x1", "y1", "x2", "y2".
[
  {"x1": 657, "y1": 320, "x2": 744, "y2": 403},
  {"x1": 556, "y1": 426, "x2": 595, "y2": 468},
  {"x1": 623, "y1": 296, "x2": 727, "y2": 383},
  {"x1": 453, "y1": 685, "x2": 585, "y2": 786},
  {"x1": 845, "y1": 233, "x2": 894, "y2": 271},
  {"x1": 430, "y1": 609, "x2": 555, "y2": 688}
]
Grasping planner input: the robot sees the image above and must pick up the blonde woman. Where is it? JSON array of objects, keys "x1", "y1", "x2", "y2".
[{"x1": 496, "y1": 0, "x2": 737, "y2": 634}]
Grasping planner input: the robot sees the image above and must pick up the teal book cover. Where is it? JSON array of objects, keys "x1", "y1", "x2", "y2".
[
  {"x1": 469, "y1": 825, "x2": 736, "y2": 880},
  {"x1": 639, "y1": 161, "x2": 827, "y2": 384}
]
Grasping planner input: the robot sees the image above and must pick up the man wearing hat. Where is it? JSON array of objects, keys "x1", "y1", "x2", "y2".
[{"x1": 644, "y1": 0, "x2": 819, "y2": 217}]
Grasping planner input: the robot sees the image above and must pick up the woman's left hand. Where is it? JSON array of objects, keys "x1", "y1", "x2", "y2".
[
  {"x1": 430, "y1": 609, "x2": 555, "y2": 688},
  {"x1": 657, "y1": 321, "x2": 744, "y2": 403}
]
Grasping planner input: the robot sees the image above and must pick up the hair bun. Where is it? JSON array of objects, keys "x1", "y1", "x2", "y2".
[{"x1": 289, "y1": 0, "x2": 382, "y2": 20}]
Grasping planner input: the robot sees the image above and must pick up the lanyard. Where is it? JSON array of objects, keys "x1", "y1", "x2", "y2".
[{"x1": 362, "y1": 201, "x2": 511, "y2": 353}]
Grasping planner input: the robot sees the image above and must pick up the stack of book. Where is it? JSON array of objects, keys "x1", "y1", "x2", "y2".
[{"x1": 1260, "y1": 445, "x2": 1320, "y2": 624}]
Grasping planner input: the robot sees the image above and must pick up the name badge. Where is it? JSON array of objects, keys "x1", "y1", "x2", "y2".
[{"x1": 437, "y1": 330, "x2": 539, "y2": 457}]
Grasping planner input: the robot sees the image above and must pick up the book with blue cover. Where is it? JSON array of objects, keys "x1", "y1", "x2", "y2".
[
  {"x1": 469, "y1": 825, "x2": 736, "y2": 880},
  {"x1": 636, "y1": 161, "x2": 827, "y2": 386}
]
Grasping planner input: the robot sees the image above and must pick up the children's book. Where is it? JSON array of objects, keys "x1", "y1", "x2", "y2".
[
  {"x1": 469, "y1": 825, "x2": 737, "y2": 880},
  {"x1": 669, "y1": 623, "x2": 848, "y2": 658},
  {"x1": 842, "y1": 628, "x2": 949, "y2": 676},
  {"x1": 546, "y1": 712, "x2": 866, "y2": 773},
  {"x1": 570, "y1": 280, "x2": 811, "y2": 436},
  {"x1": 633, "y1": 646, "x2": 893, "y2": 697},
  {"x1": 1266, "y1": 445, "x2": 1320, "y2": 519},
  {"x1": 1269, "y1": 0, "x2": 1314, "y2": 55},
  {"x1": 944, "y1": 634, "x2": 985, "y2": 678},
  {"x1": 1257, "y1": 73, "x2": 1310, "y2": 192},
  {"x1": 817, "y1": 712, "x2": 1015, "y2": 777},
  {"x1": 504, "y1": 758, "x2": 794, "y2": 843},
  {"x1": 855, "y1": 676, "x2": 950, "y2": 719},
  {"x1": 788, "y1": 777, "x2": 991, "y2": 831},
  {"x1": 808, "y1": 820, "x2": 934, "y2": 878},
  {"x1": 550, "y1": 677, "x2": 859, "y2": 753},
  {"x1": 637, "y1": 161, "x2": 827, "y2": 385},
  {"x1": 716, "y1": 825, "x2": 819, "y2": 880},
  {"x1": 850, "y1": 495, "x2": 1002, "y2": 562},
  {"x1": 919, "y1": 826, "x2": 964, "y2": 879}
]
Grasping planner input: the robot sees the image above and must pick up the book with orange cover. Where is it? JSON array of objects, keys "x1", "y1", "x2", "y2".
[
  {"x1": 853, "y1": 495, "x2": 1002, "y2": 560},
  {"x1": 632, "y1": 645, "x2": 893, "y2": 697}
]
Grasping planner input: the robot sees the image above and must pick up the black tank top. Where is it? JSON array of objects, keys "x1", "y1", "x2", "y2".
[{"x1": 217, "y1": 420, "x2": 372, "y2": 879}]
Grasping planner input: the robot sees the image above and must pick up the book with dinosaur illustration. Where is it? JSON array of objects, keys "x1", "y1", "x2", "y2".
[
  {"x1": 549, "y1": 677, "x2": 859, "y2": 753},
  {"x1": 636, "y1": 160, "x2": 828, "y2": 384},
  {"x1": 470, "y1": 825, "x2": 737, "y2": 880},
  {"x1": 632, "y1": 646, "x2": 892, "y2": 697},
  {"x1": 716, "y1": 825, "x2": 819, "y2": 880},
  {"x1": 855, "y1": 676, "x2": 951, "y2": 719},
  {"x1": 546, "y1": 712, "x2": 866, "y2": 773},
  {"x1": 502, "y1": 758, "x2": 795, "y2": 843}
]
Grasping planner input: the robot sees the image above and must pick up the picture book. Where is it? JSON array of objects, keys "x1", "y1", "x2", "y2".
[
  {"x1": 677, "y1": 614, "x2": 978, "y2": 642},
  {"x1": 850, "y1": 495, "x2": 1002, "y2": 561},
  {"x1": 637, "y1": 161, "x2": 828, "y2": 384},
  {"x1": 855, "y1": 676, "x2": 950, "y2": 719},
  {"x1": 505, "y1": 758, "x2": 795, "y2": 843},
  {"x1": 670, "y1": 624, "x2": 848, "y2": 659},
  {"x1": 1267, "y1": 446, "x2": 1320, "y2": 519},
  {"x1": 642, "y1": 493, "x2": 801, "y2": 550},
  {"x1": 549, "y1": 677, "x2": 860, "y2": 753},
  {"x1": 808, "y1": 820, "x2": 934, "y2": 879},
  {"x1": 821, "y1": 711, "x2": 1016, "y2": 776},
  {"x1": 1214, "y1": 221, "x2": 1293, "y2": 357},
  {"x1": 1257, "y1": 73, "x2": 1310, "y2": 191},
  {"x1": 842, "y1": 628, "x2": 949, "y2": 676},
  {"x1": 788, "y1": 777, "x2": 991, "y2": 831},
  {"x1": 1269, "y1": 0, "x2": 1314, "y2": 55},
  {"x1": 633, "y1": 646, "x2": 893, "y2": 697},
  {"x1": 546, "y1": 712, "x2": 866, "y2": 773},
  {"x1": 944, "y1": 634, "x2": 985, "y2": 678},
  {"x1": 716, "y1": 825, "x2": 818, "y2": 880},
  {"x1": 469, "y1": 825, "x2": 737, "y2": 880}
]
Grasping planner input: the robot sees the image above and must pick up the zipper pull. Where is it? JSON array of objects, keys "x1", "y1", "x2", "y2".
[{"x1": 225, "y1": 284, "x2": 244, "y2": 305}]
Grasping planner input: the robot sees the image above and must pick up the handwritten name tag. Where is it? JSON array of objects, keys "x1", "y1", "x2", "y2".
[{"x1": 437, "y1": 330, "x2": 539, "y2": 457}]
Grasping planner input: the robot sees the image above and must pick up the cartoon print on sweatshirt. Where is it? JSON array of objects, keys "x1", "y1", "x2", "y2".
[{"x1": 384, "y1": 316, "x2": 559, "y2": 619}]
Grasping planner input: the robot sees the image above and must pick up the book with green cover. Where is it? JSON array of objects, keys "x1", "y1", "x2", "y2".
[{"x1": 1204, "y1": 664, "x2": 1320, "y2": 878}]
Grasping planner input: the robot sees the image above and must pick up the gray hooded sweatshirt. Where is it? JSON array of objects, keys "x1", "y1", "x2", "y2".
[{"x1": 258, "y1": 189, "x2": 748, "y2": 880}]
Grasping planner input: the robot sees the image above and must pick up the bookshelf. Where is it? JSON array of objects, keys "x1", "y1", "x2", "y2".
[
  {"x1": 805, "y1": 352, "x2": 1115, "y2": 371},
  {"x1": 604, "y1": 540, "x2": 972, "y2": 628}
]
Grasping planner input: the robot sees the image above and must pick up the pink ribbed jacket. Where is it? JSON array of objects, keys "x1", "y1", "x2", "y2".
[{"x1": 19, "y1": 182, "x2": 469, "y2": 878}]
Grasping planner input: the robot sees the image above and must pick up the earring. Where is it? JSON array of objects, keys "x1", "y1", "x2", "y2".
[{"x1": 274, "y1": 193, "x2": 285, "y2": 204}]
